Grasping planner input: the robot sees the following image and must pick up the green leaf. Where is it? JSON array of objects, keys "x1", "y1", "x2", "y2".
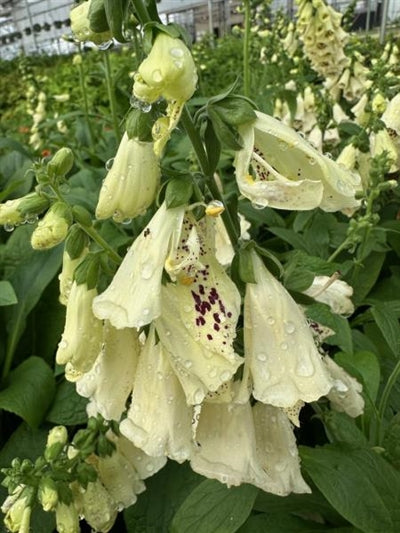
[
  {"x1": 204, "y1": 119, "x2": 221, "y2": 175},
  {"x1": 211, "y1": 97, "x2": 256, "y2": 126},
  {"x1": 124, "y1": 461, "x2": 202, "y2": 532},
  {"x1": 0, "y1": 356, "x2": 55, "y2": 427},
  {"x1": 104, "y1": 0, "x2": 129, "y2": 42},
  {"x1": 321, "y1": 410, "x2": 368, "y2": 446},
  {"x1": 383, "y1": 413, "x2": 400, "y2": 469},
  {"x1": 335, "y1": 351, "x2": 380, "y2": 403},
  {"x1": 46, "y1": 380, "x2": 88, "y2": 426},
  {"x1": 165, "y1": 178, "x2": 194, "y2": 208},
  {"x1": 0, "y1": 280, "x2": 17, "y2": 306},
  {"x1": 3, "y1": 225, "x2": 63, "y2": 363},
  {"x1": 284, "y1": 268, "x2": 314, "y2": 292},
  {"x1": 305, "y1": 303, "x2": 353, "y2": 353},
  {"x1": 88, "y1": 0, "x2": 110, "y2": 32},
  {"x1": 238, "y1": 513, "x2": 360, "y2": 533},
  {"x1": 207, "y1": 107, "x2": 243, "y2": 150},
  {"x1": 338, "y1": 122, "x2": 364, "y2": 137},
  {"x1": 237, "y1": 247, "x2": 256, "y2": 284},
  {"x1": 170, "y1": 480, "x2": 258, "y2": 533},
  {"x1": 300, "y1": 444, "x2": 400, "y2": 533},
  {"x1": 352, "y1": 252, "x2": 386, "y2": 305},
  {"x1": 371, "y1": 303, "x2": 400, "y2": 357},
  {"x1": 267, "y1": 227, "x2": 310, "y2": 253}
]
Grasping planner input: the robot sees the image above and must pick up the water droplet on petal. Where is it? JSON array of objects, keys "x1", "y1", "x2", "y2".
[
  {"x1": 220, "y1": 370, "x2": 231, "y2": 381},
  {"x1": 122, "y1": 217, "x2": 132, "y2": 225},
  {"x1": 295, "y1": 359, "x2": 315, "y2": 377},
  {"x1": 59, "y1": 338, "x2": 68, "y2": 349},
  {"x1": 170, "y1": 47, "x2": 184, "y2": 58},
  {"x1": 251, "y1": 201, "x2": 265, "y2": 210},
  {"x1": 141, "y1": 263, "x2": 154, "y2": 279},
  {"x1": 152, "y1": 69, "x2": 162, "y2": 82},
  {"x1": 267, "y1": 316, "x2": 275, "y2": 325},
  {"x1": 193, "y1": 389, "x2": 203, "y2": 404},
  {"x1": 280, "y1": 342, "x2": 288, "y2": 350},
  {"x1": 97, "y1": 39, "x2": 113, "y2": 51},
  {"x1": 3, "y1": 223, "x2": 14, "y2": 232},
  {"x1": 284, "y1": 321, "x2": 296, "y2": 334},
  {"x1": 105, "y1": 158, "x2": 114, "y2": 171},
  {"x1": 174, "y1": 60, "x2": 183, "y2": 69},
  {"x1": 256, "y1": 352, "x2": 267, "y2": 362}
]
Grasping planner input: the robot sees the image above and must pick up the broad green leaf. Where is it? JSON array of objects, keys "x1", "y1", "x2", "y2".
[
  {"x1": 267, "y1": 227, "x2": 310, "y2": 252},
  {"x1": 0, "y1": 280, "x2": 17, "y2": 306},
  {"x1": 335, "y1": 351, "x2": 380, "y2": 403},
  {"x1": 170, "y1": 480, "x2": 258, "y2": 533},
  {"x1": 321, "y1": 411, "x2": 368, "y2": 446},
  {"x1": 104, "y1": 0, "x2": 129, "y2": 42},
  {"x1": 3, "y1": 225, "x2": 63, "y2": 365},
  {"x1": 284, "y1": 268, "x2": 314, "y2": 292},
  {"x1": 165, "y1": 178, "x2": 194, "y2": 208},
  {"x1": 371, "y1": 303, "x2": 400, "y2": 357},
  {"x1": 0, "y1": 356, "x2": 55, "y2": 427},
  {"x1": 300, "y1": 444, "x2": 400, "y2": 533},
  {"x1": 124, "y1": 461, "x2": 202, "y2": 532},
  {"x1": 305, "y1": 303, "x2": 353, "y2": 354},
  {"x1": 352, "y1": 252, "x2": 386, "y2": 305},
  {"x1": 46, "y1": 380, "x2": 88, "y2": 426},
  {"x1": 204, "y1": 119, "x2": 221, "y2": 175},
  {"x1": 383, "y1": 413, "x2": 400, "y2": 470},
  {"x1": 238, "y1": 513, "x2": 360, "y2": 533}
]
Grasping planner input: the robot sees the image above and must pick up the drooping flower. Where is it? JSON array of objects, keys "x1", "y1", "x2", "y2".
[
  {"x1": 31, "y1": 202, "x2": 72, "y2": 250},
  {"x1": 120, "y1": 327, "x2": 193, "y2": 462},
  {"x1": 132, "y1": 32, "x2": 198, "y2": 156},
  {"x1": 323, "y1": 356, "x2": 364, "y2": 417},
  {"x1": 58, "y1": 246, "x2": 89, "y2": 306},
  {"x1": 2, "y1": 486, "x2": 33, "y2": 533},
  {"x1": 96, "y1": 132, "x2": 160, "y2": 223},
  {"x1": 234, "y1": 111, "x2": 361, "y2": 213},
  {"x1": 303, "y1": 275, "x2": 355, "y2": 316},
  {"x1": 155, "y1": 215, "x2": 242, "y2": 404},
  {"x1": 191, "y1": 398, "x2": 310, "y2": 495},
  {"x1": 93, "y1": 202, "x2": 185, "y2": 329},
  {"x1": 243, "y1": 251, "x2": 333, "y2": 408},
  {"x1": 70, "y1": 0, "x2": 112, "y2": 45},
  {"x1": 76, "y1": 322, "x2": 140, "y2": 421},
  {"x1": 55, "y1": 502, "x2": 80, "y2": 533},
  {"x1": 56, "y1": 281, "x2": 103, "y2": 381}
]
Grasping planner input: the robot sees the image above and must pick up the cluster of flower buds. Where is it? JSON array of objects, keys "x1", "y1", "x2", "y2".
[
  {"x1": 296, "y1": 0, "x2": 349, "y2": 79},
  {"x1": 326, "y1": 52, "x2": 371, "y2": 102}
]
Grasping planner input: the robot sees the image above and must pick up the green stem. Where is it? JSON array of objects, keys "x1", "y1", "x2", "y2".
[
  {"x1": 2, "y1": 329, "x2": 19, "y2": 381},
  {"x1": 180, "y1": 105, "x2": 240, "y2": 248},
  {"x1": 80, "y1": 224, "x2": 122, "y2": 265},
  {"x1": 77, "y1": 59, "x2": 96, "y2": 151},
  {"x1": 377, "y1": 359, "x2": 400, "y2": 444},
  {"x1": 243, "y1": 0, "x2": 251, "y2": 98},
  {"x1": 133, "y1": 0, "x2": 152, "y2": 24},
  {"x1": 103, "y1": 51, "x2": 121, "y2": 143},
  {"x1": 327, "y1": 237, "x2": 352, "y2": 262}
]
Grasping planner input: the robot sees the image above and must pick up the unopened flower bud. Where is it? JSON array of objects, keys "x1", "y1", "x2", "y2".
[
  {"x1": 47, "y1": 147, "x2": 74, "y2": 179},
  {"x1": 55, "y1": 502, "x2": 80, "y2": 533},
  {"x1": 3, "y1": 486, "x2": 34, "y2": 533},
  {"x1": 0, "y1": 198, "x2": 27, "y2": 227},
  {"x1": 17, "y1": 193, "x2": 50, "y2": 219},
  {"x1": 31, "y1": 202, "x2": 72, "y2": 250},
  {"x1": 133, "y1": 32, "x2": 197, "y2": 104},
  {"x1": 72, "y1": 54, "x2": 82, "y2": 66},
  {"x1": 44, "y1": 426, "x2": 68, "y2": 461},
  {"x1": 38, "y1": 477, "x2": 58, "y2": 512}
]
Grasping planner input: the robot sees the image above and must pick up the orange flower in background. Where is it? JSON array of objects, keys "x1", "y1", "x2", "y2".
[
  {"x1": 18, "y1": 126, "x2": 30, "y2": 134},
  {"x1": 41, "y1": 149, "x2": 51, "y2": 158}
]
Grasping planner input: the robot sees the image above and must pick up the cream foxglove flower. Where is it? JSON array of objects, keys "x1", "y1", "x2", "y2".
[
  {"x1": 133, "y1": 33, "x2": 197, "y2": 157},
  {"x1": 191, "y1": 399, "x2": 310, "y2": 495},
  {"x1": 324, "y1": 356, "x2": 364, "y2": 417},
  {"x1": 244, "y1": 251, "x2": 332, "y2": 408},
  {"x1": 70, "y1": 0, "x2": 112, "y2": 45},
  {"x1": 120, "y1": 327, "x2": 193, "y2": 462},
  {"x1": 303, "y1": 275, "x2": 355, "y2": 316},
  {"x1": 76, "y1": 480, "x2": 117, "y2": 533},
  {"x1": 370, "y1": 129, "x2": 399, "y2": 173},
  {"x1": 234, "y1": 111, "x2": 361, "y2": 212},
  {"x1": 93, "y1": 202, "x2": 185, "y2": 329},
  {"x1": 56, "y1": 282, "x2": 103, "y2": 380},
  {"x1": 96, "y1": 133, "x2": 160, "y2": 222},
  {"x1": 155, "y1": 215, "x2": 242, "y2": 404},
  {"x1": 58, "y1": 247, "x2": 89, "y2": 306},
  {"x1": 55, "y1": 503, "x2": 80, "y2": 533},
  {"x1": 76, "y1": 322, "x2": 140, "y2": 421},
  {"x1": 2, "y1": 486, "x2": 33, "y2": 533},
  {"x1": 31, "y1": 202, "x2": 72, "y2": 250}
]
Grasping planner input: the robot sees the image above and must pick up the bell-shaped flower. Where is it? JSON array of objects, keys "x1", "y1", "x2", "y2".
[
  {"x1": 303, "y1": 275, "x2": 354, "y2": 316},
  {"x1": 76, "y1": 322, "x2": 140, "y2": 421},
  {"x1": 116, "y1": 432, "x2": 167, "y2": 480},
  {"x1": 58, "y1": 246, "x2": 89, "y2": 306},
  {"x1": 191, "y1": 398, "x2": 310, "y2": 495},
  {"x1": 120, "y1": 327, "x2": 193, "y2": 462},
  {"x1": 56, "y1": 281, "x2": 103, "y2": 380},
  {"x1": 324, "y1": 356, "x2": 364, "y2": 418},
  {"x1": 2, "y1": 486, "x2": 33, "y2": 533},
  {"x1": 70, "y1": 0, "x2": 112, "y2": 45},
  {"x1": 382, "y1": 93, "x2": 400, "y2": 136},
  {"x1": 55, "y1": 502, "x2": 80, "y2": 533},
  {"x1": 155, "y1": 215, "x2": 242, "y2": 404},
  {"x1": 370, "y1": 128, "x2": 399, "y2": 172},
  {"x1": 133, "y1": 32, "x2": 197, "y2": 105},
  {"x1": 96, "y1": 133, "x2": 160, "y2": 222},
  {"x1": 234, "y1": 111, "x2": 361, "y2": 213},
  {"x1": 244, "y1": 251, "x2": 332, "y2": 408},
  {"x1": 93, "y1": 202, "x2": 185, "y2": 329},
  {"x1": 76, "y1": 479, "x2": 117, "y2": 533}
]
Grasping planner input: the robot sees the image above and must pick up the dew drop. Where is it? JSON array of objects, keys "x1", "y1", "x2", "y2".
[
  {"x1": 169, "y1": 47, "x2": 184, "y2": 58},
  {"x1": 251, "y1": 201, "x2": 265, "y2": 210},
  {"x1": 208, "y1": 367, "x2": 217, "y2": 378},
  {"x1": 184, "y1": 360, "x2": 193, "y2": 369},
  {"x1": 284, "y1": 321, "x2": 296, "y2": 334},
  {"x1": 3, "y1": 223, "x2": 14, "y2": 232},
  {"x1": 278, "y1": 140, "x2": 288, "y2": 151},
  {"x1": 142, "y1": 308, "x2": 150, "y2": 316},
  {"x1": 307, "y1": 156, "x2": 317, "y2": 166},
  {"x1": 59, "y1": 338, "x2": 68, "y2": 349},
  {"x1": 105, "y1": 158, "x2": 114, "y2": 171},
  {"x1": 122, "y1": 217, "x2": 132, "y2": 225},
  {"x1": 267, "y1": 316, "x2": 275, "y2": 325},
  {"x1": 141, "y1": 263, "x2": 154, "y2": 279},
  {"x1": 97, "y1": 39, "x2": 113, "y2": 51},
  {"x1": 280, "y1": 342, "x2": 288, "y2": 350},
  {"x1": 256, "y1": 352, "x2": 267, "y2": 362},
  {"x1": 295, "y1": 359, "x2": 315, "y2": 377},
  {"x1": 220, "y1": 370, "x2": 231, "y2": 381},
  {"x1": 174, "y1": 60, "x2": 183, "y2": 69},
  {"x1": 193, "y1": 389, "x2": 203, "y2": 404},
  {"x1": 152, "y1": 69, "x2": 162, "y2": 82}
]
